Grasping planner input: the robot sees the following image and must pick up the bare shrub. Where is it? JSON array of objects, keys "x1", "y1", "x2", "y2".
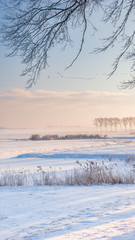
[
  {"x1": 124, "y1": 140, "x2": 132, "y2": 144},
  {"x1": 61, "y1": 134, "x2": 106, "y2": 140},
  {"x1": 30, "y1": 134, "x2": 40, "y2": 140},
  {"x1": 42, "y1": 134, "x2": 59, "y2": 140},
  {"x1": 29, "y1": 134, "x2": 107, "y2": 141}
]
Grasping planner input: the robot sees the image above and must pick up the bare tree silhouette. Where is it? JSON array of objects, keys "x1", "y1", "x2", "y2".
[{"x1": 94, "y1": 117, "x2": 135, "y2": 132}]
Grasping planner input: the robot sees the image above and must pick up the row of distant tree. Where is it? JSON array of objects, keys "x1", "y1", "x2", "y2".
[{"x1": 93, "y1": 117, "x2": 135, "y2": 131}]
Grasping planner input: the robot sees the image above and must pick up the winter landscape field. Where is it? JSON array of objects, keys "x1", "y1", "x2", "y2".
[{"x1": 0, "y1": 127, "x2": 135, "y2": 240}]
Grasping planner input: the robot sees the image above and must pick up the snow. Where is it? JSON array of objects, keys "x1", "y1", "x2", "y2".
[
  {"x1": 0, "y1": 128, "x2": 135, "y2": 239},
  {"x1": 1, "y1": 185, "x2": 135, "y2": 240}
]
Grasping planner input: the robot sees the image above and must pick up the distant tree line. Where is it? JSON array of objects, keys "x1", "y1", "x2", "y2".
[{"x1": 93, "y1": 117, "x2": 135, "y2": 131}]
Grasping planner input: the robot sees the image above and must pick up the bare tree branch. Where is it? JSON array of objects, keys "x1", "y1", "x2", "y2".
[
  {"x1": 1, "y1": 0, "x2": 99, "y2": 87},
  {"x1": 0, "y1": 0, "x2": 135, "y2": 88},
  {"x1": 94, "y1": 0, "x2": 135, "y2": 88}
]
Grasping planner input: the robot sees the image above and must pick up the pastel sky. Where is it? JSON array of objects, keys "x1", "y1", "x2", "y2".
[{"x1": 0, "y1": 3, "x2": 135, "y2": 129}]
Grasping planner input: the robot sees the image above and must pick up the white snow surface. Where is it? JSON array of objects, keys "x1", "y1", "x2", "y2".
[{"x1": 0, "y1": 128, "x2": 135, "y2": 239}]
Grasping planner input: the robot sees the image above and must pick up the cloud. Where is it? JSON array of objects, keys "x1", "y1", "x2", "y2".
[
  {"x1": 0, "y1": 88, "x2": 135, "y2": 128},
  {"x1": 0, "y1": 88, "x2": 129, "y2": 107},
  {"x1": 0, "y1": 88, "x2": 133, "y2": 113}
]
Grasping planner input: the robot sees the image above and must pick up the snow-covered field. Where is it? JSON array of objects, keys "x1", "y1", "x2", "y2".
[{"x1": 0, "y1": 128, "x2": 135, "y2": 239}]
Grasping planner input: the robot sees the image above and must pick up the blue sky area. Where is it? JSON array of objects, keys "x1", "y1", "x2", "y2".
[{"x1": 0, "y1": 3, "x2": 135, "y2": 128}]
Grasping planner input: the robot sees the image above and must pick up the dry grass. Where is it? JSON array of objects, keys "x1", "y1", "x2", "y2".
[
  {"x1": 125, "y1": 156, "x2": 135, "y2": 163},
  {"x1": 30, "y1": 134, "x2": 107, "y2": 141},
  {"x1": 0, "y1": 169, "x2": 28, "y2": 186},
  {"x1": 0, "y1": 161, "x2": 135, "y2": 186}
]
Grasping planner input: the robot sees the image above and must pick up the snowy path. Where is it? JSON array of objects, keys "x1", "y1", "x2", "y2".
[{"x1": 0, "y1": 185, "x2": 135, "y2": 240}]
